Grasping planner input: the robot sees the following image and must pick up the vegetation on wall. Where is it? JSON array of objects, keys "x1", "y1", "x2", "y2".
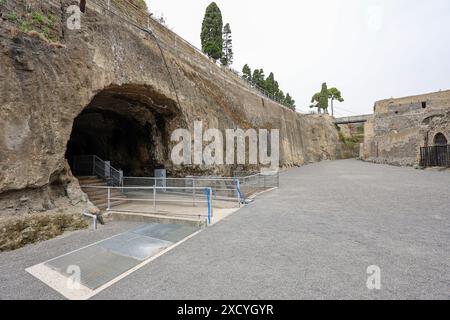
[
  {"x1": 130, "y1": 0, "x2": 148, "y2": 12},
  {"x1": 337, "y1": 123, "x2": 364, "y2": 159},
  {"x1": 2, "y1": 7, "x2": 59, "y2": 42}
]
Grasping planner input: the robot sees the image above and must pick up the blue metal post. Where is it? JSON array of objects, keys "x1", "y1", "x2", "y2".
[{"x1": 205, "y1": 188, "x2": 212, "y2": 225}]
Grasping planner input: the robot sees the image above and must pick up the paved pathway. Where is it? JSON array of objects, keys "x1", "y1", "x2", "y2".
[
  {"x1": 1, "y1": 160, "x2": 449, "y2": 299},
  {"x1": 96, "y1": 160, "x2": 450, "y2": 299}
]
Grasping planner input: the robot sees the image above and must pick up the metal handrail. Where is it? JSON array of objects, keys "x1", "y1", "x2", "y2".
[
  {"x1": 82, "y1": 185, "x2": 214, "y2": 224},
  {"x1": 73, "y1": 155, "x2": 123, "y2": 187}
]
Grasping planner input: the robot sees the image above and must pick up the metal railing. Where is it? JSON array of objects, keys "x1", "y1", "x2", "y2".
[
  {"x1": 420, "y1": 145, "x2": 450, "y2": 168},
  {"x1": 123, "y1": 171, "x2": 280, "y2": 203},
  {"x1": 72, "y1": 155, "x2": 123, "y2": 187},
  {"x1": 123, "y1": 176, "x2": 240, "y2": 202},
  {"x1": 82, "y1": 185, "x2": 215, "y2": 225},
  {"x1": 238, "y1": 172, "x2": 280, "y2": 189},
  {"x1": 79, "y1": 169, "x2": 279, "y2": 225}
]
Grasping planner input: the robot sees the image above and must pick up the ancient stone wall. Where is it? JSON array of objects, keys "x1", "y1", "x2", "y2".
[
  {"x1": 336, "y1": 123, "x2": 365, "y2": 159},
  {"x1": 361, "y1": 90, "x2": 450, "y2": 166},
  {"x1": 0, "y1": 0, "x2": 341, "y2": 216}
]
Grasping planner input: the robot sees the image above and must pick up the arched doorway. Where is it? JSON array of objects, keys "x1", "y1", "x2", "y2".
[
  {"x1": 434, "y1": 132, "x2": 448, "y2": 146},
  {"x1": 429, "y1": 132, "x2": 449, "y2": 167},
  {"x1": 65, "y1": 84, "x2": 181, "y2": 178}
]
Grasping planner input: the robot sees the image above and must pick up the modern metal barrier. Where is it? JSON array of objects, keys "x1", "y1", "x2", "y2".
[
  {"x1": 122, "y1": 172, "x2": 280, "y2": 204},
  {"x1": 72, "y1": 155, "x2": 123, "y2": 187},
  {"x1": 80, "y1": 171, "x2": 279, "y2": 225},
  {"x1": 123, "y1": 176, "x2": 240, "y2": 202},
  {"x1": 81, "y1": 185, "x2": 215, "y2": 225}
]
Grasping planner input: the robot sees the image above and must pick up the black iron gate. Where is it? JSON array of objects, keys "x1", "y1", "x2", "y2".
[{"x1": 420, "y1": 145, "x2": 450, "y2": 167}]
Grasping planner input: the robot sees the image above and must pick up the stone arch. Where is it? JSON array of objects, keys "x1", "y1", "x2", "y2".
[
  {"x1": 65, "y1": 84, "x2": 184, "y2": 177},
  {"x1": 433, "y1": 132, "x2": 448, "y2": 146}
]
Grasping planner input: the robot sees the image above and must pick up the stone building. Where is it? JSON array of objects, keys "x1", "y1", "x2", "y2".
[{"x1": 361, "y1": 90, "x2": 450, "y2": 166}]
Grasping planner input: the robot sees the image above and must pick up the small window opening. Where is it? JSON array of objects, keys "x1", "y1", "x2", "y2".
[
  {"x1": 422, "y1": 101, "x2": 427, "y2": 109},
  {"x1": 80, "y1": 0, "x2": 86, "y2": 13}
]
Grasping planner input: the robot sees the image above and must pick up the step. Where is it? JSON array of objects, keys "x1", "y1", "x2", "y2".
[
  {"x1": 77, "y1": 177, "x2": 103, "y2": 183},
  {"x1": 79, "y1": 180, "x2": 105, "y2": 185},
  {"x1": 80, "y1": 181, "x2": 108, "y2": 187},
  {"x1": 110, "y1": 211, "x2": 206, "y2": 228},
  {"x1": 76, "y1": 176, "x2": 98, "y2": 180},
  {"x1": 95, "y1": 196, "x2": 128, "y2": 205},
  {"x1": 82, "y1": 189, "x2": 123, "y2": 197},
  {"x1": 87, "y1": 193, "x2": 124, "y2": 201},
  {"x1": 97, "y1": 200, "x2": 129, "y2": 210}
]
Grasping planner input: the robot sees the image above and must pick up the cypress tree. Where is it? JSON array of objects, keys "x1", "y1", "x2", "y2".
[
  {"x1": 274, "y1": 80, "x2": 280, "y2": 97},
  {"x1": 319, "y1": 82, "x2": 329, "y2": 114},
  {"x1": 252, "y1": 69, "x2": 265, "y2": 88},
  {"x1": 220, "y1": 23, "x2": 233, "y2": 66},
  {"x1": 277, "y1": 89, "x2": 285, "y2": 102},
  {"x1": 242, "y1": 64, "x2": 252, "y2": 82},
  {"x1": 253, "y1": 69, "x2": 266, "y2": 89},
  {"x1": 265, "y1": 73, "x2": 276, "y2": 95},
  {"x1": 285, "y1": 93, "x2": 296, "y2": 110},
  {"x1": 201, "y1": 2, "x2": 223, "y2": 61}
]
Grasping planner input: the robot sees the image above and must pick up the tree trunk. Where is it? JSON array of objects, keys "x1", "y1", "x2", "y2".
[{"x1": 331, "y1": 98, "x2": 334, "y2": 116}]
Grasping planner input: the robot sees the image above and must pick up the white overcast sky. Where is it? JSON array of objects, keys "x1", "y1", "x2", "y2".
[{"x1": 145, "y1": 0, "x2": 450, "y2": 116}]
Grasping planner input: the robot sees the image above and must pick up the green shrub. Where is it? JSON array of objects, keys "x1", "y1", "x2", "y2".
[
  {"x1": 31, "y1": 11, "x2": 46, "y2": 24},
  {"x1": 6, "y1": 12, "x2": 17, "y2": 23},
  {"x1": 19, "y1": 20, "x2": 32, "y2": 33}
]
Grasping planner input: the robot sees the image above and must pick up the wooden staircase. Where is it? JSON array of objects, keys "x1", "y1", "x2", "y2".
[{"x1": 77, "y1": 176, "x2": 128, "y2": 210}]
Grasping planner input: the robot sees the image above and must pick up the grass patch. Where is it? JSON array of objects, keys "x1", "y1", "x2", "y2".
[
  {"x1": 4, "y1": 9, "x2": 58, "y2": 42},
  {"x1": 6, "y1": 12, "x2": 17, "y2": 23}
]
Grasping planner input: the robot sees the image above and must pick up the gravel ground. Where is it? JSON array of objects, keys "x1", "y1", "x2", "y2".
[{"x1": 1, "y1": 160, "x2": 449, "y2": 299}]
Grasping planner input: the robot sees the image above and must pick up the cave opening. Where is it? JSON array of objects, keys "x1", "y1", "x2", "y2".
[{"x1": 65, "y1": 85, "x2": 180, "y2": 178}]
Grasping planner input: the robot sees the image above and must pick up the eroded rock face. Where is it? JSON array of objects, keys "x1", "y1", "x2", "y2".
[
  {"x1": 0, "y1": 1, "x2": 341, "y2": 215},
  {"x1": 0, "y1": 212, "x2": 88, "y2": 252}
]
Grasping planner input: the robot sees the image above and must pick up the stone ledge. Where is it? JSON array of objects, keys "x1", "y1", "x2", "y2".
[{"x1": 0, "y1": 213, "x2": 88, "y2": 252}]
